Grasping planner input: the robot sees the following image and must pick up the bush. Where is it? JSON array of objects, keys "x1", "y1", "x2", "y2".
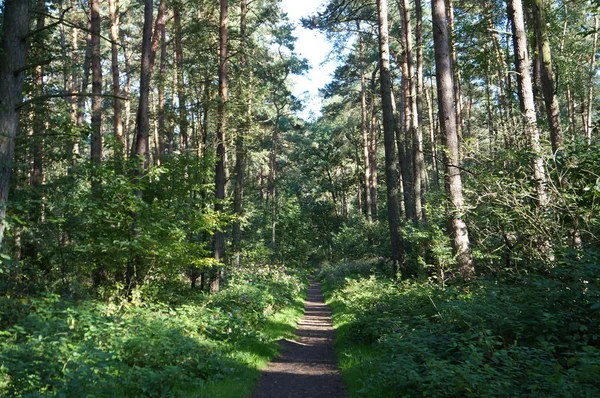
[
  {"x1": 0, "y1": 265, "x2": 306, "y2": 397},
  {"x1": 322, "y1": 258, "x2": 600, "y2": 397}
]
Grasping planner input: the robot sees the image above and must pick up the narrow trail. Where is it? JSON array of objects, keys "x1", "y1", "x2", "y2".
[{"x1": 251, "y1": 279, "x2": 346, "y2": 398}]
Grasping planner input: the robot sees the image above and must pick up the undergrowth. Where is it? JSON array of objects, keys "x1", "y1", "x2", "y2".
[
  {"x1": 319, "y1": 256, "x2": 600, "y2": 397},
  {"x1": 0, "y1": 265, "x2": 307, "y2": 397}
]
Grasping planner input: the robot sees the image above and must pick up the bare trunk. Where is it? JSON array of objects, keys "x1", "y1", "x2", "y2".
[
  {"x1": 212, "y1": 0, "x2": 229, "y2": 292},
  {"x1": 174, "y1": 8, "x2": 189, "y2": 151},
  {"x1": 232, "y1": 0, "x2": 249, "y2": 267},
  {"x1": 532, "y1": 0, "x2": 563, "y2": 153},
  {"x1": 90, "y1": 0, "x2": 103, "y2": 171},
  {"x1": 425, "y1": 86, "x2": 440, "y2": 189},
  {"x1": 432, "y1": 0, "x2": 474, "y2": 279},
  {"x1": 369, "y1": 79, "x2": 379, "y2": 218},
  {"x1": 0, "y1": 0, "x2": 30, "y2": 246},
  {"x1": 586, "y1": 15, "x2": 598, "y2": 145},
  {"x1": 109, "y1": 0, "x2": 124, "y2": 167},
  {"x1": 359, "y1": 33, "x2": 372, "y2": 222},
  {"x1": 508, "y1": 0, "x2": 548, "y2": 207},
  {"x1": 158, "y1": 12, "x2": 167, "y2": 157},
  {"x1": 400, "y1": 0, "x2": 425, "y2": 222},
  {"x1": 376, "y1": 0, "x2": 408, "y2": 277},
  {"x1": 447, "y1": 0, "x2": 463, "y2": 140}
]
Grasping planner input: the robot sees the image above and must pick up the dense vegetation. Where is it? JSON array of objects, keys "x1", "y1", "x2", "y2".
[
  {"x1": 0, "y1": 0, "x2": 599, "y2": 396},
  {"x1": 1, "y1": 265, "x2": 306, "y2": 396},
  {"x1": 319, "y1": 260, "x2": 600, "y2": 396}
]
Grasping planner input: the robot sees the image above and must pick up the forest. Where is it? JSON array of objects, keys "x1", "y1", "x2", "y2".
[{"x1": 0, "y1": 0, "x2": 599, "y2": 396}]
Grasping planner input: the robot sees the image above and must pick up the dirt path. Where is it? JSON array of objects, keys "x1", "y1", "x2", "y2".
[{"x1": 251, "y1": 279, "x2": 346, "y2": 398}]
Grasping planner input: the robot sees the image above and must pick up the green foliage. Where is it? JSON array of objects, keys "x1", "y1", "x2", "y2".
[
  {"x1": 320, "y1": 258, "x2": 600, "y2": 397},
  {"x1": 0, "y1": 265, "x2": 306, "y2": 397}
]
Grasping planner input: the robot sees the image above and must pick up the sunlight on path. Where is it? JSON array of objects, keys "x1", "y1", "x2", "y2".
[{"x1": 251, "y1": 280, "x2": 346, "y2": 397}]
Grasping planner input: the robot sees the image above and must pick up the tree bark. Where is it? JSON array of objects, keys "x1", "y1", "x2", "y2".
[
  {"x1": 508, "y1": 0, "x2": 548, "y2": 207},
  {"x1": 369, "y1": 72, "x2": 379, "y2": 218},
  {"x1": 359, "y1": 32, "x2": 372, "y2": 222},
  {"x1": 0, "y1": 0, "x2": 30, "y2": 246},
  {"x1": 90, "y1": 0, "x2": 103, "y2": 173},
  {"x1": 232, "y1": 0, "x2": 249, "y2": 267},
  {"x1": 174, "y1": 7, "x2": 189, "y2": 151},
  {"x1": 399, "y1": 0, "x2": 425, "y2": 222},
  {"x1": 532, "y1": 0, "x2": 563, "y2": 153},
  {"x1": 446, "y1": 0, "x2": 463, "y2": 140},
  {"x1": 432, "y1": 0, "x2": 474, "y2": 279},
  {"x1": 157, "y1": 9, "x2": 167, "y2": 157},
  {"x1": 212, "y1": 0, "x2": 229, "y2": 292},
  {"x1": 586, "y1": 15, "x2": 598, "y2": 145},
  {"x1": 109, "y1": 0, "x2": 124, "y2": 168},
  {"x1": 376, "y1": 0, "x2": 407, "y2": 277}
]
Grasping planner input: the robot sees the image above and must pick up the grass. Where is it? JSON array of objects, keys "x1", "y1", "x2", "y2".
[{"x1": 200, "y1": 293, "x2": 306, "y2": 398}]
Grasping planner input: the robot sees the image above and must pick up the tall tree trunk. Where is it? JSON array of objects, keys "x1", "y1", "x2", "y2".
[
  {"x1": 359, "y1": 33, "x2": 372, "y2": 222},
  {"x1": 396, "y1": 49, "x2": 415, "y2": 220},
  {"x1": 123, "y1": 35, "x2": 132, "y2": 157},
  {"x1": 212, "y1": 0, "x2": 229, "y2": 292},
  {"x1": 130, "y1": 0, "x2": 166, "y2": 165},
  {"x1": 174, "y1": 8, "x2": 189, "y2": 151},
  {"x1": 446, "y1": 0, "x2": 463, "y2": 140},
  {"x1": 270, "y1": 115, "x2": 280, "y2": 259},
  {"x1": 232, "y1": 0, "x2": 249, "y2": 267},
  {"x1": 376, "y1": 0, "x2": 408, "y2": 278},
  {"x1": 586, "y1": 15, "x2": 598, "y2": 145},
  {"x1": 425, "y1": 86, "x2": 440, "y2": 189},
  {"x1": 31, "y1": 0, "x2": 45, "y2": 191},
  {"x1": 508, "y1": 0, "x2": 548, "y2": 207},
  {"x1": 532, "y1": 0, "x2": 563, "y2": 153},
  {"x1": 90, "y1": 0, "x2": 103, "y2": 171},
  {"x1": 369, "y1": 74, "x2": 379, "y2": 217},
  {"x1": 0, "y1": 0, "x2": 31, "y2": 246},
  {"x1": 432, "y1": 0, "x2": 474, "y2": 280},
  {"x1": 400, "y1": 0, "x2": 426, "y2": 222},
  {"x1": 126, "y1": 0, "x2": 165, "y2": 291},
  {"x1": 109, "y1": 0, "x2": 124, "y2": 168},
  {"x1": 157, "y1": 10, "x2": 167, "y2": 157}
]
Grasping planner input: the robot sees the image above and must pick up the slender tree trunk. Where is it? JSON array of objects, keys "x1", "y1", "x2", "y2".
[
  {"x1": 376, "y1": 0, "x2": 407, "y2": 277},
  {"x1": 76, "y1": 23, "x2": 91, "y2": 130},
  {"x1": 369, "y1": 77, "x2": 379, "y2": 218},
  {"x1": 432, "y1": 0, "x2": 474, "y2": 280},
  {"x1": 446, "y1": 0, "x2": 463, "y2": 140},
  {"x1": 359, "y1": 33, "x2": 372, "y2": 222},
  {"x1": 425, "y1": 86, "x2": 440, "y2": 189},
  {"x1": 174, "y1": 8, "x2": 189, "y2": 151},
  {"x1": 0, "y1": 0, "x2": 30, "y2": 246},
  {"x1": 586, "y1": 15, "x2": 598, "y2": 145},
  {"x1": 158, "y1": 11, "x2": 167, "y2": 157},
  {"x1": 397, "y1": 49, "x2": 415, "y2": 220},
  {"x1": 109, "y1": 0, "x2": 124, "y2": 168},
  {"x1": 90, "y1": 0, "x2": 103, "y2": 170},
  {"x1": 232, "y1": 0, "x2": 249, "y2": 267},
  {"x1": 123, "y1": 36, "x2": 132, "y2": 157},
  {"x1": 130, "y1": 0, "x2": 166, "y2": 165},
  {"x1": 270, "y1": 115, "x2": 280, "y2": 258},
  {"x1": 212, "y1": 0, "x2": 229, "y2": 292},
  {"x1": 31, "y1": 0, "x2": 45, "y2": 191},
  {"x1": 400, "y1": 0, "x2": 425, "y2": 222},
  {"x1": 532, "y1": 0, "x2": 563, "y2": 153},
  {"x1": 508, "y1": 0, "x2": 548, "y2": 207}
]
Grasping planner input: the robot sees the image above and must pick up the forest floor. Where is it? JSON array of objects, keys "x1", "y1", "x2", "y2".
[{"x1": 251, "y1": 278, "x2": 346, "y2": 398}]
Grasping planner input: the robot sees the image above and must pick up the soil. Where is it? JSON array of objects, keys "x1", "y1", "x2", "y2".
[{"x1": 251, "y1": 279, "x2": 347, "y2": 398}]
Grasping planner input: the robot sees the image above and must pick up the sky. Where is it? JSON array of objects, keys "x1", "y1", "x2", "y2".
[{"x1": 279, "y1": 0, "x2": 336, "y2": 120}]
